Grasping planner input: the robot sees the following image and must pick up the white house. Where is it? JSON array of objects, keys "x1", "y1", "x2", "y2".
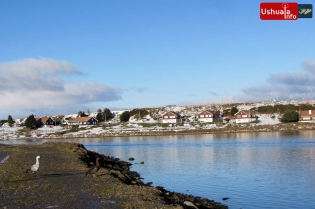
[
  {"x1": 235, "y1": 110, "x2": 256, "y2": 123},
  {"x1": 162, "y1": 111, "x2": 181, "y2": 123},
  {"x1": 198, "y1": 110, "x2": 214, "y2": 122}
]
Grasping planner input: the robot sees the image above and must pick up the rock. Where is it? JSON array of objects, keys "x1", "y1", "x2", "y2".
[
  {"x1": 168, "y1": 193, "x2": 180, "y2": 204},
  {"x1": 145, "y1": 182, "x2": 153, "y2": 186},
  {"x1": 183, "y1": 200, "x2": 198, "y2": 209},
  {"x1": 109, "y1": 170, "x2": 126, "y2": 181},
  {"x1": 140, "y1": 161, "x2": 144, "y2": 164},
  {"x1": 129, "y1": 157, "x2": 134, "y2": 161},
  {"x1": 222, "y1": 197, "x2": 230, "y2": 201}
]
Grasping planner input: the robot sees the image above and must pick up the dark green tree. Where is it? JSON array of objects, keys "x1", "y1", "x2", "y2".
[
  {"x1": 103, "y1": 108, "x2": 113, "y2": 121},
  {"x1": 230, "y1": 107, "x2": 238, "y2": 116},
  {"x1": 8, "y1": 115, "x2": 14, "y2": 127},
  {"x1": 25, "y1": 114, "x2": 37, "y2": 129},
  {"x1": 96, "y1": 112, "x2": 103, "y2": 122},
  {"x1": 120, "y1": 111, "x2": 130, "y2": 122},
  {"x1": 281, "y1": 111, "x2": 299, "y2": 123},
  {"x1": 78, "y1": 111, "x2": 88, "y2": 117}
]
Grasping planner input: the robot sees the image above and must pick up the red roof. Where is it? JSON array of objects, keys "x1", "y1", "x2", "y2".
[
  {"x1": 68, "y1": 117, "x2": 96, "y2": 122},
  {"x1": 300, "y1": 110, "x2": 315, "y2": 117}
]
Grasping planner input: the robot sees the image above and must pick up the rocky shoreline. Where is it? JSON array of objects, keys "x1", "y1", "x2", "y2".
[{"x1": 0, "y1": 142, "x2": 228, "y2": 209}]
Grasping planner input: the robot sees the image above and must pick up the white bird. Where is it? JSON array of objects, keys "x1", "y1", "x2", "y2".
[{"x1": 26, "y1": 156, "x2": 40, "y2": 175}]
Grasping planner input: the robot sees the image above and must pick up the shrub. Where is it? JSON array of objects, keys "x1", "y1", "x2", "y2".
[
  {"x1": 8, "y1": 115, "x2": 14, "y2": 127},
  {"x1": 120, "y1": 111, "x2": 130, "y2": 122},
  {"x1": 230, "y1": 107, "x2": 238, "y2": 116},
  {"x1": 281, "y1": 111, "x2": 299, "y2": 123}
]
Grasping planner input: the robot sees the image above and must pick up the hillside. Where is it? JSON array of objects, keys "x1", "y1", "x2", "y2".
[{"x1": 1, "y1": 100, "x2": 315, "y2": 140}]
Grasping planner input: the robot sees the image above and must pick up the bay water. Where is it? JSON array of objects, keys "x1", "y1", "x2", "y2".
[{"x1": 2, "y1": 130, "x2": 315, "y2": 208}]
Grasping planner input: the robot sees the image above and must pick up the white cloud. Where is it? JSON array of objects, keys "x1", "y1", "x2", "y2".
[
  {"x1": 192, "y1": 61, "x2": 315, "y2": 105},
  {"x1": 241, "y1": 60, "x2": 315, "y2": 102},
  {"x1": 0, "y1": 58, "x2": 122, "y2": 118}
]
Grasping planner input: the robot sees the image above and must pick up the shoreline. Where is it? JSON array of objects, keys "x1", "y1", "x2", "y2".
[
  {"x1": 1, "y1": 122, "x2": 314, "y2": 140},
  {"x1": 0, "y1": 142, "x2": 228, "y2": 209}
]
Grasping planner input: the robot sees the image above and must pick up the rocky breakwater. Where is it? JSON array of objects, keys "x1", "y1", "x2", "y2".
[{"x1": 80, "y1": 144, "x2": 228, "y2": 209}]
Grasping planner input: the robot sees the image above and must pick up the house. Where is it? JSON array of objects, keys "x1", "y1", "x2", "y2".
[
  {"x1": 162, "y1": 111, "x2": 181, "y2": 123},
  {"x1": 228, "y1": 116, "x2": 236, "y2": 123},
  {"x1": 235, "y1": 110, "x2": 256, "y2": 123},
  {"x1": 300, "y1": 110, "x2": 315, "y2": 122},
  {"x1": 225, "y1": 116, "x2": 236, "y2": 123},
  {"x1": 67, "y1": 117, "x2": 98, "y2": 126},
  {"x1": 198, "y1": 110, "x2": 214, "y2": 122},
  {"x1": 181, "y1": 115, "x2": 191, "y2": 122},
  {"x1": 35, "y1": 117, "x2": 55, "y2": 127}
]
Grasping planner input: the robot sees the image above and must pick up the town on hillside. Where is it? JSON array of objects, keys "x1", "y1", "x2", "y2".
[{"x1": 1, "y1": 100, "x2": 315, "y2": 139}]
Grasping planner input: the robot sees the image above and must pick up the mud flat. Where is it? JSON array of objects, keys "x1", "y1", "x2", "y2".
[{"x1": 0, "y1": 142, "x2": 228, "y2": 209}]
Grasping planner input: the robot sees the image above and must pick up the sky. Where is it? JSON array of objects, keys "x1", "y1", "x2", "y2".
[{"x1": 0, "y1": 0, "x2": 314, "y2": 119}]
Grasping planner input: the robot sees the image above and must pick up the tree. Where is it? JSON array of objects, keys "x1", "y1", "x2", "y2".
[
  {"x1": 78, "y1": 111, "x2": 88, "y2": 117},
  {"x1": 25, "y1": 114, "x2": 37, "y2": 129},
  {"x1": 96, "y1": 112, "x2": 103, "y2": 122},
  {"x1": 230, "y1": 107, "x2": 238, "y2": 116},
  {"x1": 8, "y1": 115, "x2": 14, "y2": 127},
  {"x1": 120, "y1": 111, "x2": 130, "y2": 122},
  {"x1": 281, "y1": 111, "x2": 299, "y2": 123},
  {"x1": 103, "y1": 108, "x2": 113, "y2": 121}
]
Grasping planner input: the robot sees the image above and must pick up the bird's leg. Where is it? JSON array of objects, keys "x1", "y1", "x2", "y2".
[{"x1": 92, "y1": 174, "x2": 97, "y2": 178}]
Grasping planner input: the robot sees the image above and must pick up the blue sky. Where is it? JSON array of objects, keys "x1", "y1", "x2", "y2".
[{"x1": 0, "y1": 0, "x2": 314, "y2": 119}]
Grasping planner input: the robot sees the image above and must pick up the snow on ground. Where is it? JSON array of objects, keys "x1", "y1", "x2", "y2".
[
  {"x1": 1, "y1": 100, "x2": 314, "y2": 139},
  {"x1": 256, "y1": 114, "x2": 281, "y2": 125}
]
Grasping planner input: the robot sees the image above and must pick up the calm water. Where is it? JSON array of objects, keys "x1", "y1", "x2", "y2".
[{"x1": 2, "y1": 130, "x2": 315, "y2": 209}]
